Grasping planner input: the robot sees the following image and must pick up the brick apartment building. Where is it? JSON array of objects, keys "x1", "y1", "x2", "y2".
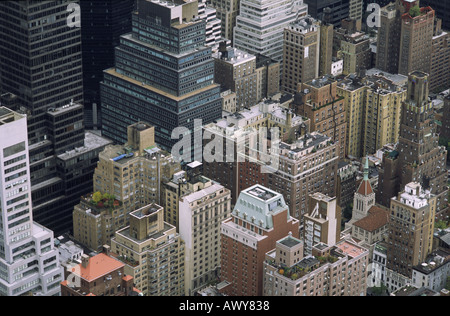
[{"x1": 219, "y1": 185, "x2": 300, "y2": 296}]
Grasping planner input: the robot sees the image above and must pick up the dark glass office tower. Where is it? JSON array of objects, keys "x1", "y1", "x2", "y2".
[
  {"x1": 101, "y1": 0, "x2": 222, "y2": 156},
  {"x1": 80, "y1": 0, "x2": 135, "y2": 129},
  {"x1": 0, "y1": 1, "x2": 111, "y2": 235},
  {"x1": 304, "y1": 0, "x2": 350, "y2": 27},
  {"x1": 421, "y1": 0, "x2": 450, "y2": 31}
]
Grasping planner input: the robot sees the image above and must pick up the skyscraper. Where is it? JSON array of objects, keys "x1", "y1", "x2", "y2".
[
  {"x1": 0, "y1": 1, "x2": 111, "y2": 235},
  {"x1": 398, "y1": 4, "x2": 435, "y2": 76},
  {"x1": 304, "y1": 0, "x2": 351, "y2": 27},
  {"x1": 375, "y1": 1, "x2": 403, "y2": 74},
  {"x1": 421, "y1": 0, "x2": 450, "y2": 31},
  {"x1": 0, "y1": 107, "x2": 63, "y2": 296},
  {"x1": 282, "y1": 16, "x2": 321, "y2": 94},
  {"x1": 387, "y1": 182, "x2": 437, "y2": 278},
  {"x1": 376, "y1": 0, "x2": 435, "y2": 77},
  {"x1": 100, "y1": 0, "x2": 222, "y2": 156},
  {"x1": 0, "y1": 1, "x2": 84, "y2": 144},
  {"x1": 210, "y1": 0, "x2": 241, "y2": 42},
  {"x1": 377, "y1": 72, "x2": 448, "y2": 217},
  {"x1": 80, "y1": 0, "x2": 135, "y2": 129},
  {"x1": 233, "y1": 0, "x2": 308, "y2": 62}
]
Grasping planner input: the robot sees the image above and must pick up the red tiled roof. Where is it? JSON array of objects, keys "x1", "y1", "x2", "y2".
[
  {"x1": 73, "y1": 253, "x2": 125, "y2": 282},
  {"x1": 354, "y1": 205, "x2": 389, "y2": 232}
]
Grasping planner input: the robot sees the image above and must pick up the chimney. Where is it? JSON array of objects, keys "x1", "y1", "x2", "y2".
[
  {"x1": 103, "y1": 245, "x2": 110, "y2": 256},
  {"x1": 81, "y1": 254, "x2": 90, "y2": 269}
]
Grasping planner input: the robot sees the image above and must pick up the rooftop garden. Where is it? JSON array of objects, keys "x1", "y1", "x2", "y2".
[
  {"x1": 269, "y1": 255, "x2": 340, "y2": 281},
  {"x1": 409, "y1": 5, "x2": 421, "y2": 18},
  {"x1": 86, "y1": 192, "x2": 122, "y2": 212}
]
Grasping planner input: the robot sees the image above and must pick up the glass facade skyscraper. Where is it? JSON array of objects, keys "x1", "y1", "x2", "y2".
[
  {"x1": 0, "y1": 1, "x2": 111, "y2": 235},
  {"x1": 101, "y1": 0, "x2": 222, "y2": 156},
  {"x1": 81, "y1": 0, "x2": 135, "y2": 129}
]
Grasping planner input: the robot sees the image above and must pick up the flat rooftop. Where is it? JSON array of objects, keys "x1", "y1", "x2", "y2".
[
  {"x1": 0, "y1": 106, "x2": 24, "y2": 126},
  {"x1": 131, "y1": 204, "x2": 162, "y2": 218},
  {"x1": 57, "y1": 131, "x2": 112, "y2": 161},
  {"x1": 334, "y1": 241, "x2": 366, "y2": 259},
  {"x1": 246, "y1": 186, "x2": 277, "y2": 201},
  {"x1": 278, "y1": 235, "x2": 302, "y2": 248}
]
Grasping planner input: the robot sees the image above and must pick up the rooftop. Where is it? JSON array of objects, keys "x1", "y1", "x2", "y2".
[
  {"x1": 234, "y1": 185, "x2": 289, "y2": 230},
  {"x1": 334, "y1": 240, "x2": 367, "y2": 259},
  {"x1": 71, "y1": 253, "x2": 124, "y2": 282},
  {"x1": 353, "y1": 205, "x2": 389, "y2": 232},
  {"x1": 131, "y1": 204, "x2": 162, "y2": 219},
  {"x1": 0, "y1": 106, "x2": 24, "y2": 126},
  {"x1": 58, "y1": 131, "x2": 112, "y2": 161},
  {"x1": 278, "y1": 234, "x2": 302, "y2": 248}
]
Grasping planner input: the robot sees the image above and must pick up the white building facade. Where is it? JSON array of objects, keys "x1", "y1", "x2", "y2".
[
  {"x1": 0, "y1": 107, "x2": 63, "y2": 296},
  {"x1": 233, "y1": 0, "x2": 308, "y2": 62},
  {"x1": 179, "y1": 178, "x2": 232, "y2": 295}
]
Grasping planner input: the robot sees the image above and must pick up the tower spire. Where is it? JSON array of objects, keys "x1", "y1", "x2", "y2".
[{"x1": 364, "y1": 157, "x2": 369, "y2": 181}]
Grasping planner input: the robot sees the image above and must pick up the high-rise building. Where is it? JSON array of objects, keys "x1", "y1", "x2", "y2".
[
  {"x1": 398, "y1": 5, "x2": 435, "y2": 76},
  {"x1": 93, "y1": 122, "x2": 180, "y2": 209},
  {"x1": 295, "y1": 76, "x2": 347, "y2": 159},
  {"x1": 337, "y1": 72, "x2": 407, "y2": 158},
  {"x1": 349, "y1": 0, "x2": 363, "y2": 21},
  {"x1": 255, "y1": 54, "x2": 281, "y2": 102},
  {"x1": 80, "y1": 0, "x2": 135, "y2": 129},
  {"x1": 338, "y1": 31, "x2": 372, "y2": 75},
  {"x1": 72, "y1": 192, "x2": 126, "y2": 252},
  {"x1": 110, "y1": 204, "x2": 185, "y2": 296},
  {"x1": 178, "y1": 176, "x2": 232, "y2": 295},
  {"x1": 202, "y1": 99, "x2": 310, "y2": 205},
  {"x1": 268, "y1": 132, "x2": 340, "y2": 223},
  {"x1": 303, "y1": 193, "x2": 341, "y2": 255},
  {"x1": 100, "y1": 0, "x2": 222, "y2": 154},
  {"x1": 376, "y1": 1, "x2": 403, "y2": 74},
  {"x1": 430, "y1": 19, "x2": 450, "y2": 92},
  {"x1": 0, "y1": 107, "x2": 63, "y2": 296},
  {"x1": 318, "y1": 21, "x2": 334, "y2": 77},
  {"x1": 336, "y1": 76, "x2": 367, "y2": 158},
  {"x1": 376, "y1": 0, "x2": 435, "y2": 77},
  {"x1": 219, "y1": 185, "x2": 300, "y2": 296},
  {"x1": 213, "y1": 44, "x2": 258, "y2": 111},
  {"x1": 387, "y1": 182, "x2": 437, "y2": 278},
  {"x1": 0, "y1": 1, "x2": 84, "y2": 141},
  {"x1": 304, "y1": 0, "x2": 351, "y2": 27},
  {"x1": 210, "y1": 0, "x2": 241, "y2": 42},
  {"x1": 282, "y1": 16, "x2": 321, "y2": 94},
  {"x1": 336, "y1": 161, "x2": 358, "y2": 210},
  {"x1": 441, "y1": 96, "x2": 450, "y2": 140},
  {"x1": 233, "y1": 0, "x2": 308, "y2": 63},
  {"x1": 377, "y1": 72, "x2": 448, "y2": 217},
  {"x1": 198, "y1": 0, "x2": 224, "y2": 51},
  {"x1": 421, "y1": 0, "x2": 450, "y2": 31},
  {"x1": 362, "y1": 74, "x2": 406, "y2": 156},
  {"x1": 263, "y1": 237, "x2": 369, "y2": 296},
  {"x1": 0, "y1": 1, "x2": 112, "y2": 235}
]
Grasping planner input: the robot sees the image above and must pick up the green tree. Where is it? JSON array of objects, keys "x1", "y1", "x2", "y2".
[
  {"x1": 92, "y1": 191, "x2": 102, "y2": 203},
  {"x1": 436, "y1": 220, "x2": 448, "y2": 230},
  {"x1": 409, "y1": 5, "x2": 421, "y2": 17}
]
